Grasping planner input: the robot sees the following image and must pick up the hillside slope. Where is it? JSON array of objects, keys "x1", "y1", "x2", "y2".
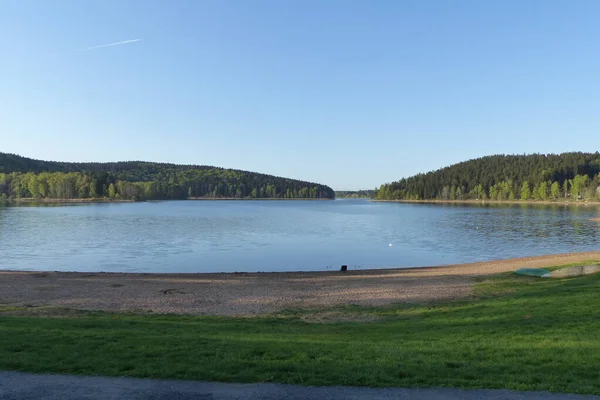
[
  {"x1": 0, "y1": 153, "x2": 335, "y2": 200},
  {"x1": 377, "y1": 152, "x2": 600, "y2": 201}
]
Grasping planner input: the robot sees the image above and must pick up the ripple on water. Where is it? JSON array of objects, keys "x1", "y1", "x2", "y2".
[{"x1": 1, "y1": 200, "x2": 600, "y2": 273}]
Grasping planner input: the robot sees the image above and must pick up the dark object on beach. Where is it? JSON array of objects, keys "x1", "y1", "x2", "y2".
[{"x1": 340, "y1": 265, "x2": 348, "y2": 272}]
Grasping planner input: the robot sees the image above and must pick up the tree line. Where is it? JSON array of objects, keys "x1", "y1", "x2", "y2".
[
  {"x1": 0, "y1": 153, "x2": 335, "y2": 200},
  {"x1": 335, "y1": 190, "x2": 376, "y2": 198},
  {"x1": 376, "y1": 153, "x2": 600, "y2": 201}
]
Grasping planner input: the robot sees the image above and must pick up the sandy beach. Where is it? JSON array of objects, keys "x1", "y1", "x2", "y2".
[{"x1": 1, "y1": 251, "x2": 599, "y2": 316}]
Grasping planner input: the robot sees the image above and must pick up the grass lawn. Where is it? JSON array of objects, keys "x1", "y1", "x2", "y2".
[{"x1": 1, "y1": 262, "x2": 600, "y2": 394}]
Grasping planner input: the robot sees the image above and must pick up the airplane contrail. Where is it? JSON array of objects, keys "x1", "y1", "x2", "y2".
[{"x1": 77, "y1": 39, "x2": 141, "y2": 51}]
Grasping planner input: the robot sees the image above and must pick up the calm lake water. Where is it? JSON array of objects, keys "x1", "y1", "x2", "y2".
[{"x1": 1, "y1": 200, "x2": 599, "y2": 273}]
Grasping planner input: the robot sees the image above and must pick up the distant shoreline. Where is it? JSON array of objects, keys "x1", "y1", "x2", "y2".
[
  {"x1": 5, "y1": 197, "x2": 598, "y2": 206},
  {"x1": 372, "y1": 199, "x2": 600, "y2": 206},
  {"x1": 4, "y1": 198, "x2": 135, "y2": 204},
  {"x1": 186, "y1": 197, "x2": 333, "y2": 201},
  {"x1": 2, "y1": 197, "x2": 334, "y2": 204}
]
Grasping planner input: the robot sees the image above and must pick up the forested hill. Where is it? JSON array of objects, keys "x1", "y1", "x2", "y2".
[
  {"x1": 376, "y1": 153, "x2": 600, "y2": 201},
  {"x1": 0, "y1": 153, "x2": 335, "y2": 200}
]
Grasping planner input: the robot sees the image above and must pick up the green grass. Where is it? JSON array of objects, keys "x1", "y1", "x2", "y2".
[{"x1": 1, "y1": 263, "x2": 600, "y2": 394}]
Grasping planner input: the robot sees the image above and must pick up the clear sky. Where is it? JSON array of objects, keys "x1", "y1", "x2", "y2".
[{"x1": 1, "y1": 1, "x2": 599, "y2": 190}]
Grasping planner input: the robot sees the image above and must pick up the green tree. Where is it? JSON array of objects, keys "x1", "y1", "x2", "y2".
[
  {"x1": 440, "y1": 186, "x2": 450, "y2": 200},
  {"x1": 571, "y1": 175, "x2": 589, "y2": 200},
  {"x1": 38, "y1": 173, "x2": 50, "y2": 198},
  {"x1": 508, "y1": 185, "x2": 516, "y2": 200},
  {"x1": 449, "y1": 186, "x2": 456, "y2": 200},
  {"x1": 550, "y1": 182, "x2": 560, "y2": 199},
  {"x1": 108, "y1": 183, "x2": 117, "y2": 199},
  {"x1": 76, "y1": 174, "x2": 90, "y2": 198},
  {"x1": 537, "y1": 181, "x2": 549, "y2": 201},
  {"x1": 532, "y1": 183, "x2": 542, "y2": 200},
  {"x1": 470, "y1": 184, "x2": 486, "y2": 200},
  {"x1": 27, "y1": 174, "x2": 40, "y2": 198},
  {"x1": 520, "y1": 181, "x2": 531, "y2": 200},
  {"x1": 489, "y1": 185, "x2": 498, "y2": 200}
]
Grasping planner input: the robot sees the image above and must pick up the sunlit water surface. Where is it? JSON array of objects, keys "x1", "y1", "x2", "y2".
[{"x1": 1, "y1": 200, "x2": 599, "y2": 273}]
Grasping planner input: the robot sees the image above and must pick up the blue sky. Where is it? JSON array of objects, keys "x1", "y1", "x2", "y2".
[{"x1": 1, "y1": 1, "x2": 599, "y2": 190}]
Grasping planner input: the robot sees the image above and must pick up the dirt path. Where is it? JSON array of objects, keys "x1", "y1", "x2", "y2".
[
  {"x1": 1, "y1": 251, "x2": 599, "y2": 316},
  {"x1": 1, "y1": 371, "x2": 598, "y2": 400}
]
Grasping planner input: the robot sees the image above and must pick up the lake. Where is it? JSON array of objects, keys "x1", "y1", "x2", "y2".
[{"x1": 1, "y1": 199, "x2": 599, "y2": 273}]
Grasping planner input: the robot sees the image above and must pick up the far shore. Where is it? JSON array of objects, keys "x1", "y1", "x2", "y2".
[
  {"x1": 1, "y1": 251, "x2": 599, "y2": 316},
  {"x1": 5, "y1": 198, "x2": 135, "y2": 204},
  {"x1": 186, "y1": 197, "x2": 333, "y2": 201},
  {"x1": 2, "y1": 197, "x2": 334, "y2": 204},
  {"x1": 373, "y1": 199, "x2": 600, "y2": 206}
]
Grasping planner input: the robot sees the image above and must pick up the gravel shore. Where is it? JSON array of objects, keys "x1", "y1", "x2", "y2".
[{"x1": 1, "y1": 252, "x2": 599, "y2": 316}]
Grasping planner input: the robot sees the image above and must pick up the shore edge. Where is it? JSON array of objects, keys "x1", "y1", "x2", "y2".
[
  {"x1": 372, "y1": 199, "x2": 600, "y2": 206},
  {"x1": 2, "y1": 251, "x2": 600, "y2": 277}
]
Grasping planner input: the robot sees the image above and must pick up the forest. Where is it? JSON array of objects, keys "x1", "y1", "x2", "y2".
[
  {"x1": 376, "y1": 153, "x2": 600, "y2": 201},
  {"x1": 335, "y1": 190, "x2": 376, "y2": 198},
  {"x1": 0, "y1": 153, "x2": 335, "y2": 201}
]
